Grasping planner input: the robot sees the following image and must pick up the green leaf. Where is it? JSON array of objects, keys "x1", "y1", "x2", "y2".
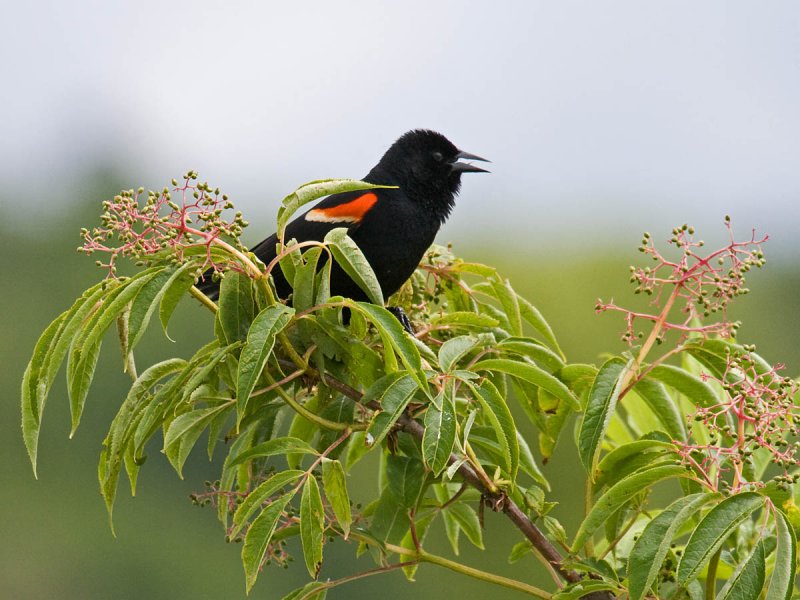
[
  {"x1": 517, "y1": 293, "x2": 564, "y2": 359},
  {"x1": 127, "y1": 266, "x2": 181, "y2": 351},
  {"x1": 628, "y1": 493, "x2": 716, "y2": 600},
  {"x1": 100, "y1": 358, "x2": 188, "y2": 519},
  {"x1": 324, "y1": 228, "x2": 384, "y2": 305},
  {"x1": 386, "y1": 455, "x2": 425, "y2": 508},
  {"x1": 438, "y1": 335, "x2": 480, "y2": 372},
  {"x1": 164, "y1": 403, "x2": 232, "y2": 477},
  {"x1": 765, "y1": 509, "x2": 796, "y2": 600},
  {"x1": 470, "y1": 380, "x2": 519, "y2": 479},
  {"x1": 159, "y1": 262, "x2": 198, "y2": 340},
  {"x1": 571, "y1": 464, "x2": 687, "y2": 552},
  {"x1": 632, "y1": 378, "x2": 688, "y2": 440},
  {"x1": 552, "y1": 581, "x2": 620, "y2": 600},
  {"x1": 283, "y1": 581, "x2": 327, "y2": 600},
  {"x1": 218, "y1": 272, "x2": 255, "y2": 343},
  {"x1": 69, "y1": 273, "x2": 161, "y2": 435},
  {"x1": 351, "y1": 302, "x2": 427, "y2": 391},
  {"x1": 497, "y1": 337, "x2": 565, "y2": 372},
  {"x1": 677, "y1": 492, "x2": 765, "y2": 585},
  {"x1": 430, "y1": 311, "x2": 499, "y2": 329},
  {"x1": 716, "y1": 540, "x2": 766, "y2": 600},
  {"x1": 448, "y1": 502, "x2": 484, "y2": 549},
  {"x1": 578, "y1": 357, "x2": 631, "y2": 472},
  {"x1": 243, "y1": 492, "x2": 294, "y2": 593},
  {"x1": 321, "y1": 458, "x2": 352, "y2": 537},
  {"x1": 371, "y1": 486, "x2": 409, "y2": 544},
  {"x1": 300, "y1": 476, "x2": 325, "y2": 579},
  {"x1": 236, "y1": 305, "x2": 294, "y2": 421},
  {"x1": 229, "y1": 437, "x2": 319, "y2": 468},
  {"x1": 593, "y1": 438, "x2": 676, "y2": 489},
  {"x1": 230, "y1": 470, "x2": 304, "y2": 541},
  {"x1": 366, "y1": 374, "x2": 418, "y2": 447},
  {"x1": 472, "y1": 358, "x2": 579, "y2": 411},
  {"x1": 292, "y1": 247, "x2": 323, "y2": 312},
  {"x1": 276, "y1": 179, "x2": 394, "y2": 240},
  {"x1": 422, "y1": 392, "x2": 456, "y2": 476},
  {"x1": 132, "y1": 341, "x2": 219, "y2": 453},
  {"x1": 647, "y1": 364, "x2": 719, "y2": 408},
  {"x1": 489, "y1": 277, "x2": 523, "y2": 336},
  {"x1": 21, "y1": 309, "x2": 68, "y2": 476}
]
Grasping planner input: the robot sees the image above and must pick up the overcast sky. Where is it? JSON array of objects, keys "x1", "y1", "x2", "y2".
[{"x1": 2, "y1": 1, "x2": 798, "y2": 256}]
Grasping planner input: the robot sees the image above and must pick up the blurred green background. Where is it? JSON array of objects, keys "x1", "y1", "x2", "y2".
[
  {"x1": 3, "y1": 1, "x2": 799, "y2": 598},
  {"x1": 2, "y1": 173, "x2": 797, "y2": 599}
]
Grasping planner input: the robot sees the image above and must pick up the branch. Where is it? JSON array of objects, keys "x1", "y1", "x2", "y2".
[{"x1": 284, "y1": 360, "x2": 614, "y2": 599}]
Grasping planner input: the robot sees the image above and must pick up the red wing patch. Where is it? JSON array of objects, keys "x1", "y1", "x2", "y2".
[{"x1": 305, "y1": 192, "x2": 378, "y2": 224}]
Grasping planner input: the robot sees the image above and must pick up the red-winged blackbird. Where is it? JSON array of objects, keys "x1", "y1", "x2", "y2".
[{"x1": 197, "y1": 129, "x2": 488, "y2": 319}]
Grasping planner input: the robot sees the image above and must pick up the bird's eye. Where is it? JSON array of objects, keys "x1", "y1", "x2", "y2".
[{"x1": 432, "y1": 151, "x2": 443, "y2": 162}]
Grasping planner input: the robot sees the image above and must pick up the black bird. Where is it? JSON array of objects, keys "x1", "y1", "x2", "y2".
[{"x1": 197, "y1": 130, "x2": 488, "y2": 324}]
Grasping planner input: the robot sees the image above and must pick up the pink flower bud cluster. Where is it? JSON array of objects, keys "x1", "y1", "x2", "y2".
[
  {"x1": 678, "y1": 348, "x2": 799, "y2": 493},
  {"x1": 596, "y1": 219, "x2": 767, "y2": 345},
  {"x1": 78, "y1": 172, "x2": 248, "y2": 278}
]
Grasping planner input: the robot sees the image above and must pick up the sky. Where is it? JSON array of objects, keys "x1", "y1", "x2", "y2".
[{"x1": 2, "y1": 1, "x2": 799, "y2": 256}]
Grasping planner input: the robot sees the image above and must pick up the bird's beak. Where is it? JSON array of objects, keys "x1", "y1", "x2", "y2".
[{"x1": 450, "y1": 150, "x2": 491, "y2": 173}]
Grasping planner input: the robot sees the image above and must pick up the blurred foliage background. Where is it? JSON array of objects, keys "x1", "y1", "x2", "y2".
[
  {"x1": 3, "y1": 1, "x2": 799, "y2": 598},
  {"x1": 2, "y1": 172, "x2": 797, "y2": 599}
]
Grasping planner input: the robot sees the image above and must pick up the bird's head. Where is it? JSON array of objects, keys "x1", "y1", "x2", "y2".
[{"x1": 367, "y1": 129, "x2": 489, "y2": 222}]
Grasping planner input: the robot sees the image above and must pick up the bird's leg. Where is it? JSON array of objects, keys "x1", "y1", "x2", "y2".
[{"x1": 387, "y1": 306, "x2": 415, "y2": 334}]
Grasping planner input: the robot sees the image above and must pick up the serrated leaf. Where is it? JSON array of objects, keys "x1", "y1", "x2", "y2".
[
  {"x1": 321, "y1": 458, "x2": 351, "y2": 537},
  {"x1": 716, "y1": 540, "x2": 765, "y2": 600},
  {"x1": 159, "y1": 262, "x2": 198, "y2": 340},
  {"x1": 68, "y1": 273, "x2": 161, "y2": 435},
  {"x1": 578, "y1": 357, "x2": 631, "y2": 472},
  {"x1": 230, "y1": 470, "x2": 304, "y2": 541},
  {"x1": 472, "y1": 358, "x2": 579, "y2": 411},
  {"x1": 282, "y1": 581, "x2": 327, "y2": 600},
  {"x1": 21, "y1": 309, "x2": 68, "y2": 476},
  {"x1": 497, "y1": 337, "x2": 565, "y2": 372},
  {"x1": 517, "y1": 293, "x2": 564, "y2": 359},
  {"x1": 276, "y1": 179, "x2": 394, "y2": 240},
  {"x1": 351, "y1": 302, "x2": 427, "y2": 391},
  {"x1": 765, "y1": 508, "x2": 796, "y2": 600},
  {"x1": 218, "y1": 272, "x2": 255, "y2": 343},
  {"x1": 470, "y1": 379, "x2": 519, "y2": 479},
  {"x1": 593, "y1": 438, "x2": 676, "y2": 489},
  {"x1": 438, "y1": 335, "x2": 479, "y2": 372},
  {"x1": 677, "y1": 492, "x2": 765, "y2": 585},
  {"x1": 448, "y1": 502, "x2": 484, "y2": 549},
  {"x1": 236, "y1": 305, "x2": 294, "y2": 421},
  {"x1": 324, "y1": 228, "x2": 384, "y2": 305},
  {"x1": 490, "y1": 277, "x2": 523, "y2": 336},
  {"x1": 367, "y1": 374, "x2": 419, "y2": 447},
  {"x1": 229, "y1": 437, "x2": 319, "y2": 468},
  {"x1": 164, "y1": 403, "x2": 232, "y2": 477},
  {"x1": 632, "y1": 378, "x2": 688, "y2": 440},
  {"x1": 422, "y1": 393, "x2": 456, "y2": 476},
  {"x1": 572, "y1": 464, "x2": 688, "y2": 552},
  {"x1": 552, "y1": 581, "x2": 620, "y2": 600},
  {"x1": 100, "y1": 358, "x2": 187, "y2": 521},
  {"x1": 371, "y1": 486, "x2": 410, "y2": 544},
  {"x1": 647, "y1": 364, "x2": 719, "y2": 408},
  {"x1": 300, "y1": 476, "x2": 325, "y2": 579},
  {"x1": 628, "y1": 493, "x2": 716, "y2": 600},
  {"x1": 292, "y1": 247, "x2": 323, "y2": 312},
  {"x1": 386, "y1": 455, "x2": 425, "y2": 508},
  {"x1": 243, "y1": 492, "x2": 294, "y2": 592},
  {"x1": 127, "y1": 266, "x2": 181, "y2": 351},
  {"x1": 430, "y1": 311, "x2": 499, "y2": 329}
]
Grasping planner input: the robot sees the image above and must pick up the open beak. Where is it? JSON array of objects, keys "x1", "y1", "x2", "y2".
[{"x1": 450, "y1": 150, "x2": 491, "y2": 173}]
